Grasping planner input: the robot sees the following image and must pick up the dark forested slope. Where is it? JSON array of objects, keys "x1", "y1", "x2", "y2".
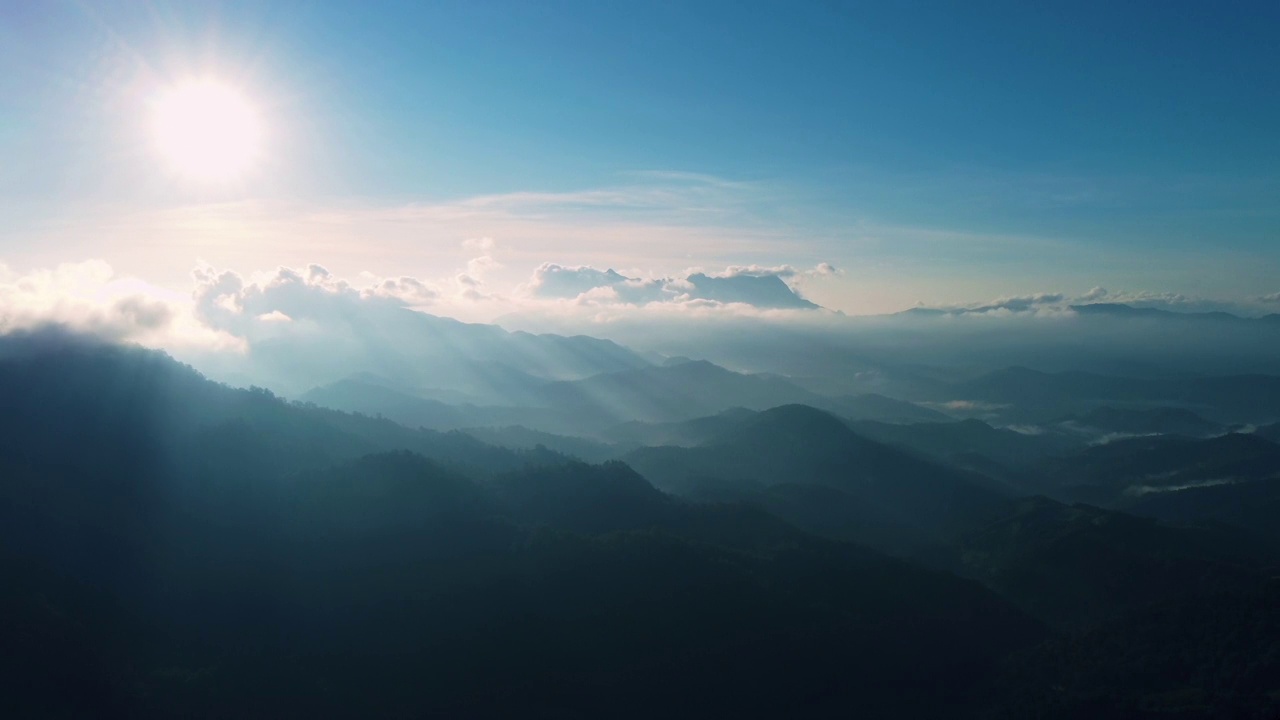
[
  {"x1": 0, "y1": 332, "x2": 1044, "y2": 719},
  {"x1": 3, "y1": 331, "x2": 1279, "y2": 719},
  {"x1": 625, "y1": 404, "x2": 1011, "y2": 551}
]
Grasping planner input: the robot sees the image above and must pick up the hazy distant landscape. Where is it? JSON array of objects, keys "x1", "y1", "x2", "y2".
[
  {"x1": 4, "y1": 2, "x2": 1280, "y2": 718},
  {"x1": 5, "y1": 309, "x2": 1279, "y2": 718}
]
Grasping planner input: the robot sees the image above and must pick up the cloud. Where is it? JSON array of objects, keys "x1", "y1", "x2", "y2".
[
  {"x1": 192, "y1": 262, "x2": 435, "y2": 336},
  {"x1": 995, "y1": 293, "x2": 1065, "y2": 310},
  {"x1": 451, "y1": 237, "x2": 504, "y2": 302},
  {"x1": 0, "y1": 260, "x2": 239, "y2": 350},
  {"x1": 526, "y1": 264, "x2": 673, "y2": 305},
  {"x1": 915, "y1": 286, "x2": 1278, "y2": 318},
  {"x1": 1260, "y1": 292, "x2": 1280, "y2": 304},
  {"x1": 931, "y1": 400, "x2": 1011, "y2": 412},
  {"x1": 918, "y1": 399, "x2": 1012, "y2": 419},
  {"x1": 113, "y1": 295, "x2": 174, "y2": 329},
  {"x1": 1071, "y1": 288, "x2": 1279, "y2": 316},
  {"x1": 529, "y1": 264, "x2": 630, "y2": 299},
  {"x1": 906, "y1": 291, "x2": 1072, "y2": 318},
  {"x1": 523, "y1": 262, "x2": 833, "y2": 310},
  {"x1": 186, "y1": 263, "x2": 492, "y2": 393},
  {"x1": 711, "y1": 263, "x2": 840, "y2": 280},
  {"x1": 366, "y1": 276, "x2": 440, "y2": 306},
  {"x1": 715, "y1": 264, "x2": 804, "y2": 279}
]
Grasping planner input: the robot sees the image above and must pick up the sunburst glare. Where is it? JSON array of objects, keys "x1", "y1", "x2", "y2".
[{"x1": 152, "y1": 80, "x2": 263, "y2": 181}]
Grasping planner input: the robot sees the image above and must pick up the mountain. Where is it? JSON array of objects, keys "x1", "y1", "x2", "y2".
[
  {"x1": 484, "y1": 460, "x2": 677, "y2": 535},
  {"x1": 942, "y1": 497, "x2": 1275, "y2": 629},
  {"x1": 298, "y1": 376, "x2": 604, "y2": 435},
  {"x1": 299, "y1": 377, "x2": 472, "y2": 427},
  {"x1": 919, "y1": 301, "x2": 1275, "y2": 326},
  {"x1": 534, "y1": 360, "x2": 818, "y2": 424},
  {"x1": 1034, "y1": 432, "x2": 1280, "y2": 507},
  {"x1": 1068, "y1": 303, "x2": 1253, "y2": 322},
  {"x1": 0, "y1": 330, "x2": 566, "y2": 485},
  {"x1": 900, "y1": 302, "x2": 1268, "y2": 324},
  {"x1": 305, "y1": 361, "x2": 820, "y2": 434},
  {"x1": 989, "y1": 579, "x2": 1280, "y2": 720},
  {"x1": 848, "y1": 418, "x2": 1083, "y2": 468},
  {"x1": 8, "y1": 329, "x2": 1280, "y2": 717},
  {"x1": 1125, "y1": 475, "x2": 1280, "y2": 548},
  {"x1": 209, "y1": 304, "x2": 653, "y2": 400},
  {"x1": 9, "y1": 451, "x2": 1044, "y2": 717},
  {"x1": 1059, "y1": 406, "x2": 1226, "y2": 437},
  {"x1": 460, "y1": 426, "x2": 624, "y2": 463},
  {"x1": 955, "y1": 366, "x2": 1280, "y2": 424},
  {"x1": 1256, "y1": 422, "x2": 1280, "y2": 443},
  {"x1": 0, "y1": 333, "x2": 1053, "y2": 718},
  {"x1": 602, "y1": 407, "x2": 759, "y2": 447},
  {"x1": 536, "y1": 360, "x2": 947, "y2": 427},
  {"x1": 624, "y1": 404, "x2": 1011, "y2": 551},
  {"x1": 825, "y1": 392, "x2": 952, "y2": 423},
  {"x1": 599, "y1": 399, "x2": 946, "y2": 449},
  {"x1": 298, "y1": 350, "x2": 949, "y2": 438}
]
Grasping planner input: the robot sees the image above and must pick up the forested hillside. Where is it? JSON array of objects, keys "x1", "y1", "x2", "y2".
[{"x1": 2, "y1": 332, "x2": 1279, "y2": 718}]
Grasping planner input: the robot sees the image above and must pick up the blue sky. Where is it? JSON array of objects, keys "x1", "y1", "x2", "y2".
[{"x1": 1, "y1": 0, "x2": 1278, "y2": 316}]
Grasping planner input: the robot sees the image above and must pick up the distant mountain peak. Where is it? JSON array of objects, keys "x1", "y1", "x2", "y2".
[
  {"x1": 1070, "y1": 303, "x2": 1258, "y2": 322},
  {"x1": 901, "y1": 301, "x2": 1273, "y2": 324},
  {"x1": 732, "y1": 404, "x2": 853, "y2": 444}
]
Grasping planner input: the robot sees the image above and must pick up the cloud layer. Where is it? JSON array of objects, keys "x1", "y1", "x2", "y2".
[{"x1": 4, "y1": 257, "x2": 1280, "y2": 399}]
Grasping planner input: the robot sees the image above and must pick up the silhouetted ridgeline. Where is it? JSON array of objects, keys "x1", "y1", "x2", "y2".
[{"x1": 2, "y1": 329, "x2": 1279, "y2": 718}]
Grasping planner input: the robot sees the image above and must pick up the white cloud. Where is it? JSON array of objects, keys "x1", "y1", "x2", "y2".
[
  {"x1": 0, "y1": 260, "x2": 240, "y2": 351},
  {"x1": 366, "y1": 276, "x2": 440, "y2": 306},
  {"x1": 463, "y1": 236, "x2": 495, "y2": 252},
  {"x1": 524, "y1": 264, "x2": 673, "y2": 305},
  {"x1": 715, "y1": 264, "x2": 804, "y2": 279},
  {"x1": 521, "y1": 262, "x2": 836, "y2": 310},
  {"x1": 193, "y1": 262, "x2": 424, "y2": 334},
  {"x1": 442, "y1": 237, "x2": 504, "y2": 303}
]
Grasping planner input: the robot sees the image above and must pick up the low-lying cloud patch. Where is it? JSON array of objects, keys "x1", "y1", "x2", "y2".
[{"x1": 914, "y1": 286, "x2": 1280, "y2": 318}]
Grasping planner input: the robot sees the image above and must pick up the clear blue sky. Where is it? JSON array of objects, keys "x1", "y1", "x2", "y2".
[{"x1": 1, "y1": 0, "x2": 1278, "y2": 313}]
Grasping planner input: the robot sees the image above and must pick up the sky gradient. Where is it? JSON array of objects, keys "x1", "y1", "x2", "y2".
[{"x1": 2, "y1": 0, "x2": 1279, "y2": 318}]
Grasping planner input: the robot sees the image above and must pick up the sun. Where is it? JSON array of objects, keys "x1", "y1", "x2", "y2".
[{"x1": 153, "y1": 80, "x2": 263, "y2": 181}]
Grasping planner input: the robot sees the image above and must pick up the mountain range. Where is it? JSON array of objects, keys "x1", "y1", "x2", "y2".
[{"x1": 6, "y1": 322, "x2": 1280, "y2": 717}]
